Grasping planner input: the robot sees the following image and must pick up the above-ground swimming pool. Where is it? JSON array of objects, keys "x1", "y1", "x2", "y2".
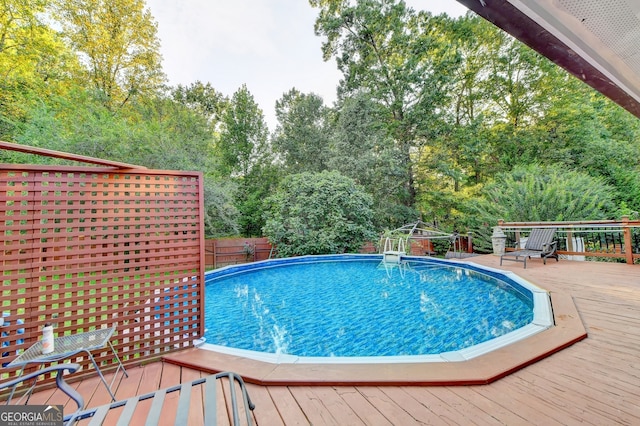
[{"x1": 202, "y1": 254, "x2": 553, "y2": 363}]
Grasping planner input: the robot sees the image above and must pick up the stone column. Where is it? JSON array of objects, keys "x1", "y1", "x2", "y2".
[{"x1": 491, "y1": 226, "x2": 507, "y2": 256}]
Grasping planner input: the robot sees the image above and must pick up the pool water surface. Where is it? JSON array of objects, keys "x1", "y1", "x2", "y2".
[{"x1": 204, "y1": 256, "x2": 544, "y2": 360}]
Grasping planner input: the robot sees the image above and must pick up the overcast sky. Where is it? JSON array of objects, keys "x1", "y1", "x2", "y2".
[{"x1": 145, "y1": 0, "x2": 469, "y2": 130}]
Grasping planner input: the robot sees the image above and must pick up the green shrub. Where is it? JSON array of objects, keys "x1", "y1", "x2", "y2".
[
  {"x1": 462, "y1": 163, "x2": 617, "y2": 252},
  {"x1": 263, "y1": 171, "x2": 377, "y2": 256}
]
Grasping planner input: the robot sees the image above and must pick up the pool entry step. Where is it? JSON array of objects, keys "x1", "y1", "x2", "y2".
[{"x1": 382, "y1": 237, "x2": 406, "y2": 263}]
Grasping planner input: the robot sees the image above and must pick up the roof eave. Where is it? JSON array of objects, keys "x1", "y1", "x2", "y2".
[{"x1": 456, "y1": 0, "x2": 640, "y2": 119}]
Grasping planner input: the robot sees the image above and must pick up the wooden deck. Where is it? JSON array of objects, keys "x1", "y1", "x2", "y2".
[{"x1": 24, "y1": 255, "x2": 640, "y2": 424}]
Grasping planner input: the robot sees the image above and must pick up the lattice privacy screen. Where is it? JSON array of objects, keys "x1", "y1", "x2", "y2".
[{"x1": 1, "y1": 166, "x2": 205, "y2": 382}]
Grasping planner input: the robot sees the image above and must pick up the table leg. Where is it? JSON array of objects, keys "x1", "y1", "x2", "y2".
[
  {"x1": 85, "y1": 351, "x2": 117, "y2": 401},
  {"x1": 107, "y1": 340, "x2": 128, "y2": 379},
  {"x1": 84, "y1": 341, "x2": 128, "y2": 402}
]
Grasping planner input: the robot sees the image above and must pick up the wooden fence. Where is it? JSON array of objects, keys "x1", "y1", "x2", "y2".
[
  {"x1": 1, "y1": 142, "x2": 206, "y2": 387},
  {"x1": 205, "y1": 238, "x2": 273, "y2": 269},
  {"x1": 204, "y1": 235, "x2": 473, "y2": 269}
]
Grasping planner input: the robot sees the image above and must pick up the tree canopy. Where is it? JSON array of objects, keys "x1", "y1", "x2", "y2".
[
  {"x1": 2, "y1": 0, "x2": 640, "y2": 251},
  {"x1": 52, "y1": 0, "x2": 164, "y2": 109}
]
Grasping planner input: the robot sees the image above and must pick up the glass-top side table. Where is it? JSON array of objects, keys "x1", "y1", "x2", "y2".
[{"x1": 7, "y1": 327, "x2": 128, "y2": 401}]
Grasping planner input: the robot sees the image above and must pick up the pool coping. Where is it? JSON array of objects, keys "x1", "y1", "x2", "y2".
[{"x1": 163, "y1": 289, "x2": 587, "y2": 386}]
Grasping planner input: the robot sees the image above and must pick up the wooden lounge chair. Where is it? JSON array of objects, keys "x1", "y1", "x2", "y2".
[
  {"x1": 500, "y1": 228, "x2": 558, "y2": 268},
  {"x1": 0, "y1": 363, "x2": 255, "y2": 425}
]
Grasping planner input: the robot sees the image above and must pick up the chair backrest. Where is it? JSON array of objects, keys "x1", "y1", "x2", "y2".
[{"x1": 524, "y1": 228, "x2": 556, "y2": 251}]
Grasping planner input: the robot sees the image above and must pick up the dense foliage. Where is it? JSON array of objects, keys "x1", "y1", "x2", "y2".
[
  {"x1": 462, "y1": 164, "x2": 618, "y2": 251},
  {"x1": 2, "y1": 0, "x2": 640, "y2": 254},
  {"x1": 262, "y1": 171, "x2": 377, "y2": 256}
]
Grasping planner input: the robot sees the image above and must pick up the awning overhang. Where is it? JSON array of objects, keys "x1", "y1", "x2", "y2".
[{"x1": 457, "y1": 0, "x2": 640, "y2": 119}]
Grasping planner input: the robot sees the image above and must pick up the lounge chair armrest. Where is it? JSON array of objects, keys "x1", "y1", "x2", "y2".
[
  {"x1": 0, "y1": 363, "x2": 84, "y2": 419},
  {"x1": 542, "y1": 241, "x2": 557, "y2": 253}
]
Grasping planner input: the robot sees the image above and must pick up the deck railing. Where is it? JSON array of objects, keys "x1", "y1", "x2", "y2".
[
  {"x1": 497, "y1": 217, "x2": 640, "y2": 264},
  {"x1": 1, "y1": 143, "x2": 206, "y2": 390}
]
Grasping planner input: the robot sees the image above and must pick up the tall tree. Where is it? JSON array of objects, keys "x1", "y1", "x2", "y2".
[
  {"x1": 484, "y1": 29, "x2": 556, "y2": 129},
  {"x1": 52, "y1": 0, "x2": 164, "y2": 109},
  {"x1": 217, "y1": 84, "x2": 269, "y2": 177},
  {"x1": 0, "y1": 0, "x2": 80, "y2": 140},
  {"x1": 311, "y1": 0, "x2": 458, "y2": 207},
  {"x1": 171, "y1": 81, "x2": 228, "y2": 127},
  {"x1": 444, "y1": 15, "x2": 495, "y2": 127},
  {"x1": 217, "y1": 85, "x2": 273, "y2": 237},
  {"x1": 413, "y1": 15, "x2": 500, "y2": 228},
  {"x1": 272, "y1": 88, "x2": 331, "y2": 173},
  {"x1": 328, "y1": 93, "x2": 415, "y2": 228},
  {"x1": 235, "y1": 162, "x2": 281, "y2": 237}
]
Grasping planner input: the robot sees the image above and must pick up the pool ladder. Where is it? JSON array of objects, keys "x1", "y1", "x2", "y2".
[{"x1": 382, "y1": 237, "x2": 406, "y2": 264}]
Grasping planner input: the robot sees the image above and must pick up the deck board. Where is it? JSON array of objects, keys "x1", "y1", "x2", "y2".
[
  {"x1": 376, "y1": 386, "x2": 443, "y2": 424},
  {"x1": 243, "y1": 384, "x2": 285, "y2": 426},
  {"x1": 261, "y1": 386, "x2": 308, "y2": 425},
  {"x1": 454, "y1": 386, "x2": 527, "y2": 425},
  {"x1": 356, "y1": 386, "x2": 423, "y2": 425},
  {"x1": 306, "y1": 386, "x2": 365, "y2": 425},
  {"x1": 402, "y1": 387, "x2": 471, "y2": 425},
  {"x1": 157, "y1": 363, "x2": 181, "y2": 426},
  {"x1": 335, "y1": 387, "x2": 394, "y2": 425},
  {"x1": 17, "y1": 255, "x2": 640, "y2": 425},
  {"x1": 128, "y1": 362, "x2": 163, "y2": 425},
  {"x1": 288, "y1": 386, "x2": 344, "y2": 425}
]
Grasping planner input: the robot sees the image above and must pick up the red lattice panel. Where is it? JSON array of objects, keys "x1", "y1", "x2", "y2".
[{"x1": 1, "y1": 166, "x2": 205, "y2": 383}]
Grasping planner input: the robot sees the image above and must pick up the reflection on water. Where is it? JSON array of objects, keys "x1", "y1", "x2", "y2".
[{"x1": 234, "y1": 284, "x2": 291, "y2": 354}]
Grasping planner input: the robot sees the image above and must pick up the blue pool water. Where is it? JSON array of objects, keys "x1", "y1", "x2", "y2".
[{"x1": 204, "y1": 256, "x2": 535, "y2": 358}]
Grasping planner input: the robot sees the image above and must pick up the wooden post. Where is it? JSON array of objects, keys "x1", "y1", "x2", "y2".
[
  {"x1": 213, "y1": 239, "x2": 217, "y2": 269},
  {"x1": 622, "y1": 215, "x2": 633, "y2": 264},
  {"x1": 567, "y1": 225, "x2": 574, "y2": 253}
]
